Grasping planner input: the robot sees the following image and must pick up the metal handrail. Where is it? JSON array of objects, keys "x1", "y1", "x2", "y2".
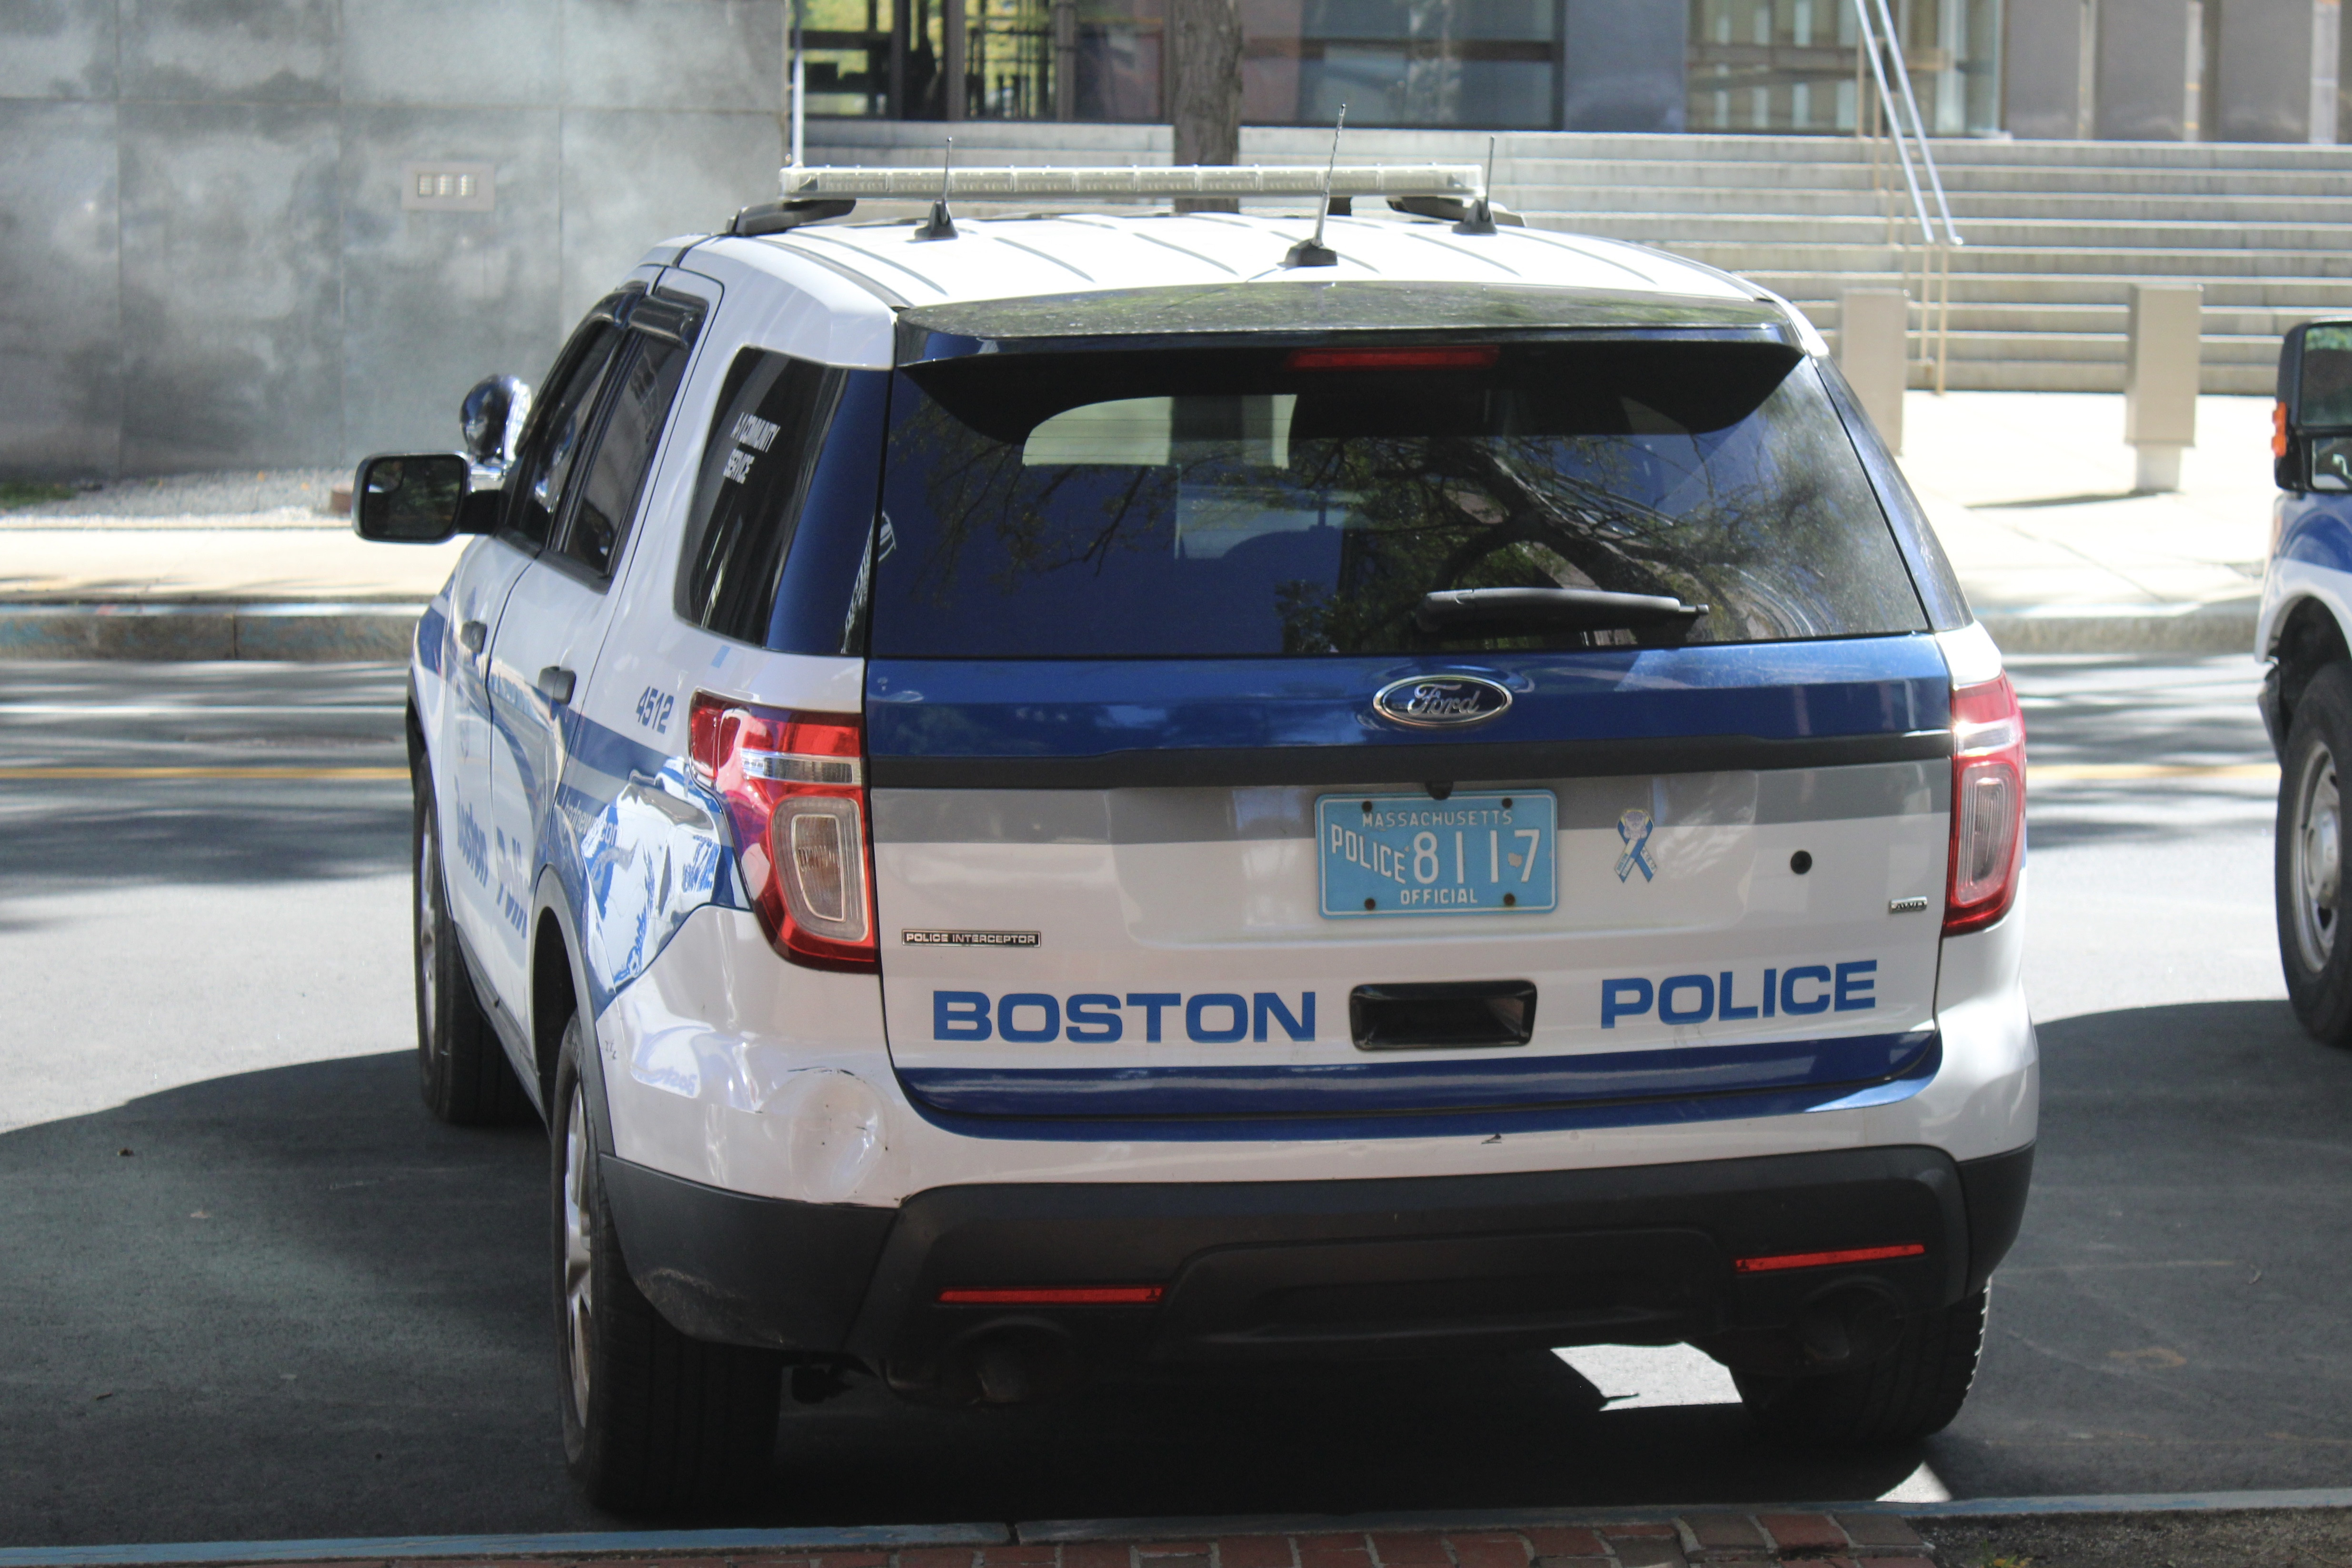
[
  {"x1": 1867, "y1": 0, "x2": 1961, "y2": 247},
  {"x1": 1850, "y1": 0, "x2": 1962, "y2": 392}
]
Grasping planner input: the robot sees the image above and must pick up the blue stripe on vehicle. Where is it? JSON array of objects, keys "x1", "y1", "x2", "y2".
[
  {"x1": 416, "y1": 603, "x2": 446, "y2": 677},
  {"x1": 557, "y1": 707, "x2": 747, "y2": 912},
  {"x1": 865, "y1": 638, "x2": 1951, "y2": 761},
  {"x1": 897, "y1": 1033, "x2": 1941, "y2": 1142},
  {"x1": 900, "y1": 1028, "x2": 1933, "y2": 1117},
  {"x1": 2277, "y1": 496, "x2": 2352, "y2": 572},
  {"x1": 562, "y1": 705, "x2": 675, "y2": 784}
]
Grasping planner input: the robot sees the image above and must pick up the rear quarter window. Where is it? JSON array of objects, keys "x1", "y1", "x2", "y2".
[{"x1": 675, "y1": 347, "x2": 887, "y2": 655}]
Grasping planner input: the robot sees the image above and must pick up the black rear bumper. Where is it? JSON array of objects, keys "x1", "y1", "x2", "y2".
[{"x1": 599, "y1": 1142, "x2": 2033, "y2": 1398}]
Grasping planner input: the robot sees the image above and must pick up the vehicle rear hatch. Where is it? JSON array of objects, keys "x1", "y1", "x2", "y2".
[{"x1": 863, "y1": 283, "x2": 1951, "y2": 1138}]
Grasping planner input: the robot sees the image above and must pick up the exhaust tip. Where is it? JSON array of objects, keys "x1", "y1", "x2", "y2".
[{"x1": 950, "y1": 1318, "x2": 1079, "y2": 1405}]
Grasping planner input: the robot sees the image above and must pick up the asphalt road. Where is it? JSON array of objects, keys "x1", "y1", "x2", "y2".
[{"x1": 0, "y1": 653, "x2": 2339, "y2": 1546}]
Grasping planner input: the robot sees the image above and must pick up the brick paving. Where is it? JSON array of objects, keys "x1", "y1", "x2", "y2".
[{"x1": 336, "y1": 1514, "x2": 1939, "y2": 1568}]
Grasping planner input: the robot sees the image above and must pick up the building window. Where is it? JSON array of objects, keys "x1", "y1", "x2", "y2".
[
  {"x1": 1245, "y1": 0, "x2": 1558, "y2": 128},
  {"x1": 1686, "y1": 0, "x2": 1999, "y2": 135}
]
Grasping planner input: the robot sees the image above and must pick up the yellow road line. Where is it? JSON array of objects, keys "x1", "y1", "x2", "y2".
[
  {"x1": 2032, "y1": 762, "x2": 2279, "y2": 781},
  {"x1": 0, "y1": 765, "x2": 407, "y2": 781}
]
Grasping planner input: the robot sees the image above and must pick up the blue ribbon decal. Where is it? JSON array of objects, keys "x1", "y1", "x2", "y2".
[{"x1": 1615, "y1": 808, "x2": 1657, "y2": 882}]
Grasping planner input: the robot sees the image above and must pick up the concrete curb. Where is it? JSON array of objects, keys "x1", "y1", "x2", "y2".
[
  {"x1": 0, "y1": 603, "x2": 421, "y2": 662},
  {"x1": 0, "y1": 1524, "x2": 1006, "y2": 1568},
  {"x1": 1978, "y1": 601, "x2": 2259, "y2": 655}
]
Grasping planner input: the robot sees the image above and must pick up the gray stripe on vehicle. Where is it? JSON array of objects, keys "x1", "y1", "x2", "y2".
[{"x1": 871, "y1": 761, "x2": 1944, "y2": 845}]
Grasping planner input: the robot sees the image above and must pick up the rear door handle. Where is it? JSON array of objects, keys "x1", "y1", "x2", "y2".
[
  {"x1": 537, "y1": 666, "x2": 576, "y2": 706},
  {"x1": 458, "y1": 619, "x2": 488, "y2": 653}
]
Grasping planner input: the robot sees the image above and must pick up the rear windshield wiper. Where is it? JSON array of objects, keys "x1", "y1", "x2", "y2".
[{"x1": 1415, "y1": 587, "x2": 1710, "y2": 642}]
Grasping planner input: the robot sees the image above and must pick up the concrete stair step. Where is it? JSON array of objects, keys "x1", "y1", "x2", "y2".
[
  {"x1": 1645, "y1": 238, "x2": 2352, "y2": 277},
  {"x1": 1509, "y1": 185, "x2": 2352, "y2": 223},
  {"x1": 819, "y1": 122, "x2": 2352, "y2": 169},
  {"x1": 1500, "y1": 164, "x2": 2352, "y2": 200},
  {"x1": 1733, "y1": 270, "x2": 2352, "y2": 307},
  {"x1": 1559, "y1": 211, "x2": 2352, "y2": 249},
  {"x1": 1934, "y1": 361, "x2": 2273, "y2": 391},
  {"x1": 1777, "y1": 299, "x2": 2316, "y2": 338}
]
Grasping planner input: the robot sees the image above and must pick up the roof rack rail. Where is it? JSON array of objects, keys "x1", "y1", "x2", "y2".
[{"x1": 777, "y1": 162, "x2": 1485, "y2": 204}]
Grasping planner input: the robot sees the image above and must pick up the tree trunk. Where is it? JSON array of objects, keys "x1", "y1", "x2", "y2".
[{"x1": 1168, "y1": 0, "x2": 1244, "y2": 211}]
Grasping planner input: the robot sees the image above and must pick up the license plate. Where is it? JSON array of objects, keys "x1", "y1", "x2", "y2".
[{"x1": 1317, "y1": 790, "x2": 1557, "y2": 919}]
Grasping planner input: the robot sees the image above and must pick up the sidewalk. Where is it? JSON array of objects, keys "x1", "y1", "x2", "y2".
[
  {"x1": 1902, "y1": 392, "x2": 2269, "y2": 653},
  {"x1": 0, "y1": 393, "x2": 2279, "y2": 659}
]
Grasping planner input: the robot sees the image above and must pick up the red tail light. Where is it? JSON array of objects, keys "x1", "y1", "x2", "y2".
[
  {"x1": 1945, "y1": 673, "x2": 2026, "y2": 936},
  {"x1": 688, "y1": 692, "x2": 877, "y2": 973},
  {"x1": 937, "y1": 1286, "x2": 1165, "y2": 1306},
  {"x1": 1734, "y1": 1243, "x2": 1925, "y2": 1274}
]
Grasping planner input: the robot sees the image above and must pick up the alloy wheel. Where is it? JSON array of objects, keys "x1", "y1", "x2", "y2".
[
  {"x1": 562, "y1": 1090, "x2": 596, "y2": 1427},
  {"x1": 417, "y1": 811, "x2": 440, "y2": 1029},
  {"x1": 2294, "y1": 744, "x2": 2343, "y2": 974}
]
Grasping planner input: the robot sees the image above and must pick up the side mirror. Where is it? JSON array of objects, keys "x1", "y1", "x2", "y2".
[
  {"x1": 352, "y1": 453, "x2": 486, "y2": 543},
  {"x1": 460, "y1": 374, "x2": 532, "y2": 478},
  {"x1": 2277, "y1": 320, "x2": 2352, "y2": 491}
]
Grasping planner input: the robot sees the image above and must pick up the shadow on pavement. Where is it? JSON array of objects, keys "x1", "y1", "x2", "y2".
[
  {"x1": 13, "y1": 1002, "x2": 2352, "y2": 1539},
  {"x1": 0, "y1": 1053, "x2": 1927, "y2": 1545},
  {"x1": 1933, "y1": 998, "x2": 2352, "y2": 1498},
  {"x1": 19, "y1": 998, "x2": 2345, "y2": 1540}
]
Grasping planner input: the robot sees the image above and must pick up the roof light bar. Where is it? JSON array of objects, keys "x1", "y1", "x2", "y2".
[{"x1": 780, "y1": 163, "x2": 1484, "y2": 204}]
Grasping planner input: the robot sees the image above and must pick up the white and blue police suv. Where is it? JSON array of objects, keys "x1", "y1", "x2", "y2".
[
  {"x1": 2262, "y1": 320, "x2": 2352, "y2": 1039},
  {"x1": 354, "y1": 164, "x2": 2035, "y2": 1510}
]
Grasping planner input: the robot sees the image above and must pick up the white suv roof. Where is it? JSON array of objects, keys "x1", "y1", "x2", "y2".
[{"x1": 671, "y1": 210, "x2": 1778, "y2": 370}]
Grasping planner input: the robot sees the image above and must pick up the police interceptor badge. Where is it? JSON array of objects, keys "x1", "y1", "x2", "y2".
[
  {"x1": 1372, "y1": 674, "x2": 1513, "y2": 728},
  {"x1": 902, "y1": 929, "x2": 1041, "y2": 947}
]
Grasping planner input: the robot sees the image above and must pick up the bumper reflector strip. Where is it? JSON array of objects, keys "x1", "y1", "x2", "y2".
[
  {"x1": 1734, "y1": 1243, "x2": 1926, "y2": 1274},
  {"x1": 937, "y1": 1285, "x2": 1165, "y2": 1306}
]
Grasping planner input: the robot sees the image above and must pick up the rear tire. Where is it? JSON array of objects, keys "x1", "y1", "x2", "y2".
[
  {"x1": 2278, "y1": 663, "x2": 2352, "y2": 1046},
  {"x1": 1734, "y1": 1289, "x2": 1988, "y2": 1447},
  {"x1": 552, "y1": 1015, "x2": 784, "y2": 1511},
  {"x1": 414, "y1": 780, "x2": 530, "y2": 1125}
]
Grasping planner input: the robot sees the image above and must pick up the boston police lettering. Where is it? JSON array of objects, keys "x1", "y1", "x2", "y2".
[
  {"x1": 1600, "y1": 961, "x2": 1878, "y2": 1026},
  {"x1": 933, "y1": 990, "x2": 1316, "y2": 1044}
]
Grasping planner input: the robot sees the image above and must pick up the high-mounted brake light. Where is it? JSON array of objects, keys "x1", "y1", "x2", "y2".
[
  {"x1": 1734, "y1": 1243, "x2": 1925, "y2": 1274},
  {"x1": 937, "y1": 1286, "x2": 1166, "y2": 1306},
  {"x1": 688, "y1": 692, "x2": 877, "y2": 973},
  {"x1": 1945, "y1": 673, "x2": 2026, "y2": 936},
  {"x1": 1284, "y1": 346, "x2": 1499, "y2": 372}
]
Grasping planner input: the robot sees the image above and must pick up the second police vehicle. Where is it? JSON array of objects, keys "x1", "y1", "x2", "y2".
[
  {"x1": 355, "y1": 161, "x2": 2036, "y2": 1509},
  {"x1": 2263, "y1": 322, "x2": 2352, "y2": 1041}
]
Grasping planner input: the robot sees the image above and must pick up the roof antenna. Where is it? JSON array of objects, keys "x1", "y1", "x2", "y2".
[
  {"x1": 1455, "y1": 135, "x2": 1500, "y2": 235},
  {"x1": 1282, "y1": 104, "x2": 1346, "y2": 269},
  {"x1": 915, "y1": 135, "x2": 957, "y2": 241}
]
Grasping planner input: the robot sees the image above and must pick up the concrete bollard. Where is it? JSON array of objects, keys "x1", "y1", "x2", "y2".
[
  {"x1": 2125, "y1": 283, "x2": 2203, "y2": 492},
  {"x1": 1838, "y1": 288, "x2": 1910, "y2": 455}
]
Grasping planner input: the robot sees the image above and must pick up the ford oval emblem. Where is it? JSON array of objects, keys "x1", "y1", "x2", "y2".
[{"x1": 1373, "y1": 674, "x2": 1514, "y2": 729}]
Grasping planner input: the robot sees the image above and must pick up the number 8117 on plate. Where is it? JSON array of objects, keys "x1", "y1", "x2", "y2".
[{"x1": 1316, "y1": 790, "x2": 1557, "y2": 919}]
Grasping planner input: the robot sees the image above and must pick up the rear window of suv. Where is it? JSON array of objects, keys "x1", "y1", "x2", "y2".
[{"x1": 868, "y1": 340, "x2": 1929, "y2": 659}]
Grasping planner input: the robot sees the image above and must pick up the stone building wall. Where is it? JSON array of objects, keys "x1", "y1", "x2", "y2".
[{"x1": 0, "y1": 0, "x2": 789, "y2": 479}]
